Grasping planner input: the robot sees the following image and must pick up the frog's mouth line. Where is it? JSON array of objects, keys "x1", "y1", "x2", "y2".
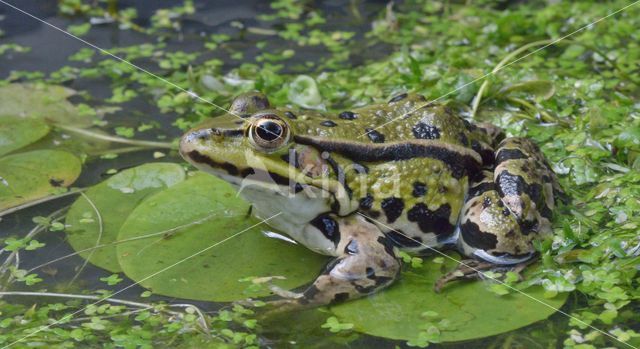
[
  {"x1": 184, "y1": 149, "x2": 354, "y2": 215},
  {"x1": 185, "y1": 149, "x2": 324, "y2": 195}
]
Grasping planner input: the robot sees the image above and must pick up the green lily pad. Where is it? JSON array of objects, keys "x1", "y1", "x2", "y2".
[
  {"x1": 0, "y1": 150, "x2": 82, "y2": 211},
  {"x1": 0, "y1": 83, "x2": 92, "y2": 127},
  {"x1": 65, "y1": 163, "x2": 187, "y2": 272},
  {"x1": 331, "y1": 255, "x2": 568, "y2": 343},
  {"x1": 116, "y1": 172, "x2": 327, "y2": 302},
  {"x1": 0, "y1": 116, "x2": 50, "y2": 157}
]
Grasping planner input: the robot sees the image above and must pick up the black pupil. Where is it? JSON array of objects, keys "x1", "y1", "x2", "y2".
[{"x1": 256, "y1": 121, "x2": 282, "y2": 142}]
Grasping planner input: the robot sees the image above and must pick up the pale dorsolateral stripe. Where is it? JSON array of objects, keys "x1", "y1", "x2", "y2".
[
  {"x1": 359, "y1": 0, "x2": 640, "y2": 139},
  {"x1": 0, "y1": 212, "x2": 282, "y2": 349},
  {"x1": 356, "y1": 212, "x2": 638, "y2": 349}
]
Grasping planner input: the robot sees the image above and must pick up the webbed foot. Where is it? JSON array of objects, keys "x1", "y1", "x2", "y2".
[
  {"x1": 434, "y1": 258, "x2": 537, "y2": 292},
  {"x1": 434, "y1": 259, "x2": 494, "y2": 293}
]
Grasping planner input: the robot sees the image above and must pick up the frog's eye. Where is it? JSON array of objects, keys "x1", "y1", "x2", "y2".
[{"x1": 248, "y1": 115, "x2": 290, "y2": 152}]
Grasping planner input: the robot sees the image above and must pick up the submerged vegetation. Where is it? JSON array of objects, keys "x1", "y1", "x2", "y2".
[{"x1": 0, "y1": 0, "x2": 639, "y2": 347}]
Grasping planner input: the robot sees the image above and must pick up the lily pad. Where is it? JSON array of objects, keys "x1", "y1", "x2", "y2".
[
  {"x1": 0, "y1": 116, "x2": 50, "y2": 157},
  {"x1": 0, "y1": 150, "x2": 82, "y2": 211},
  {"x1": 65, "y1": 163, "x2": 187, "y2": 272},
  {"x1": 331, "y1": 255, "x2": 568, "y2": 343},
  {"x1": 0, "y1": 83, "x2": 92, "y2": 127},
  {"x1": 116, "y1": 172, "x2": 328, "y2": 302}
]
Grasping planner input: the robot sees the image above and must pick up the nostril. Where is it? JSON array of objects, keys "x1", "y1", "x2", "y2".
[
  {"x1": 192, "y1": 129, "x2": 213, "y2": 141},
  {"x1": 180, "y1": 129, "x2": 211, "y2": 147}
]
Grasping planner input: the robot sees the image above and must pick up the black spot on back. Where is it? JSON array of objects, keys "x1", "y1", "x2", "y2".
[
  {"x1": 412, "y1": 122, "x2": 441, "y2": 140},
  {"x1": 407, "y1": 203, "x2": 454, "y2": 236},
  {"x1": 321, "y1": 120, "x2": 337, "y2": 127},
  {"x1": 412, "y1": 182, "x2": 427, "y2": 197},
  {"x1": 338, "y1": 111, "x2": 357, "y2": 120},
  {"x1": 388, "y1": 93, "x2": 408, "y2": 103},
  {"x1": 381, "y1": 197, "x2": 404, "y2": 223},
  {"x1": 359, "y1": 194, "x2": 374, "y2": 210},
  {"x1": 284, "y1": 111, "x2": 297, "y2": 119},
  {"x1": 365, "y1": 128, "x2": 385, "y2": 143}
]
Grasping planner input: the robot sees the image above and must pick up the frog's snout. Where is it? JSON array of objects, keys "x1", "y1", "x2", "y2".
[{"x1": 179, "y1": 128, "x2": 213, "y2": 157}]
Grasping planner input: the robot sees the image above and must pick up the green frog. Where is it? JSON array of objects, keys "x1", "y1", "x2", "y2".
[{"x1": 179, "y1": 92, "x2": 563, "y2": 310}]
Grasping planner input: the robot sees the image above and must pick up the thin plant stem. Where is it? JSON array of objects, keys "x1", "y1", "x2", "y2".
[
  {"x1": 506, "y1": 96, "x2": 555, "y2": 123},
  {"x1": 471, "y1": 38, "x2": 639, "y2": 118},
  {"x1": 471, "y1": 39, "x2": 553, "y2": 118},
  {"x1": 0, "y1": 188, "x2": 85, "y2": 218},
  {"x1": 66, "y1": 193, "x2": 103, "y2": 287},
  {"x1": 68, "y1": 308, "x2": 151, "y2": 323},
  {"x1": 88, "y1": 146, "x2": 148, "y2": 156},
  {"x1": 55, "y1": 124, "x2": 176, "y2": 149}
]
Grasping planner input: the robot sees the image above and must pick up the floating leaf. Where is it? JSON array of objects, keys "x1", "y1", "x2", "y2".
[
  {"x1": 0, "y1": 116, "x2": 50, "y2": 157},
  {"x1": 65, "y1": 163, "x2": 187, "y2": 272},
  {"x1": 117, "y1": 172, "x2": 327, "y2": 302},
  {"x1": 288, "y1": 75, "x2": 323, "y2": 109},
  {"x1": 0, "y1": 83, "x2": 92, "y2": 127},
  {"x1": 0, "y1": 150, "x2": 81, "y2": 211},
  {"x1": 331, "y1": 255, "x2": 568, "y2": 343},
  {"x1": 498, "y1": 80, "x2": 556, "y2": 100}
]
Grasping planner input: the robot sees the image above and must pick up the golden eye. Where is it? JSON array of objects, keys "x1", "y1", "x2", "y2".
[{"x1": 248, "y1": 115, "x2": 290, "y2": 151}]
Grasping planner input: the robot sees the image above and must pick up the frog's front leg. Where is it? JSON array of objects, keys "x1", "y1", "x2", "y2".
[{"x1": 264, "y1": 215, "x2": 401, "y2": 312}]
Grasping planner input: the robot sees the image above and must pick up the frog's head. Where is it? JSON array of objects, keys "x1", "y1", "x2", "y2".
[
  {"x1": 179, "y1": 93, "x2": 352, "y2": 250},
  {"x1": 180, "y1": 92, "x2": 306, "y2": 189}
]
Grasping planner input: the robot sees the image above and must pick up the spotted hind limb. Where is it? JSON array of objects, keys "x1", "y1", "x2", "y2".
[
  {"x1": 437, "y1": 167, "x2": 543, "y2": 290},
  {"x1": 254, "y1": 215, "x2": 401, "y2": 313}
]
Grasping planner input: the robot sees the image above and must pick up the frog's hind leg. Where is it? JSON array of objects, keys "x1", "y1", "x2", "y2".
[
  {"x1": 461, "y1": 137, "x2": 560, "y2": 261},
  {"x1": 262, "y1": 215, "x2": 401, "y2": 313},
  {"x1": 441, "y1": 138, "x2": 560, "y2": 289}
]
